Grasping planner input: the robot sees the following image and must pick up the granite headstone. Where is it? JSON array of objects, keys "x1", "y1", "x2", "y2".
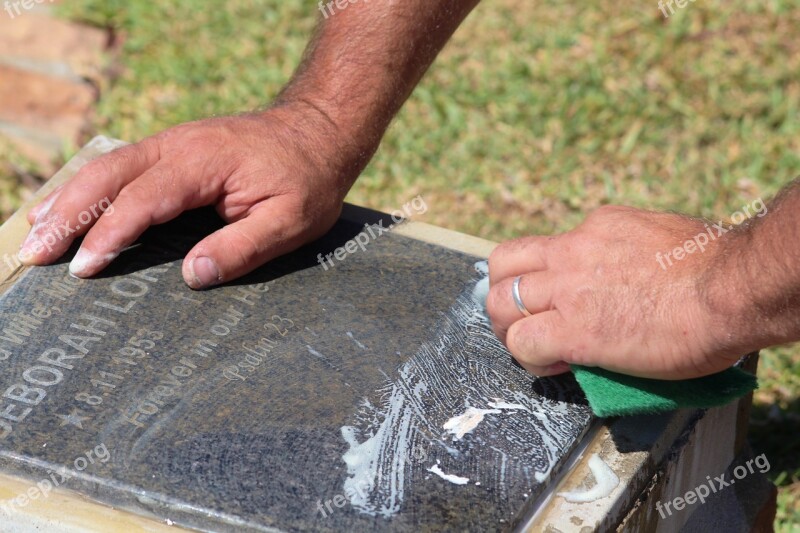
[{"x1": 0, "y1": 208, "x2": 593, "y2": 532}]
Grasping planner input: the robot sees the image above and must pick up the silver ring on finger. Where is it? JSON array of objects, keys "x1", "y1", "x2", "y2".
[{"x1": 512, "y1": 275, "x2": 532, "y2": 317}]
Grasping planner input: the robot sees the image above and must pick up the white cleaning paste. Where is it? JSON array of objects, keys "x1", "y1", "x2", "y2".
[
  {"x1": 557, "y1": 454, "x2": 619, "y2": 503},
  {"x1": 427, "y1": 464, "x2": 469, "y2": 485}
]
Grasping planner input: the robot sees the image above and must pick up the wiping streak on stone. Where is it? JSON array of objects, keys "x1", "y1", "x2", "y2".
[
  {"x1": 346, "y1": 331, "x2": 367, "y2": 350},
  {"x1": 306, "y1": 345, "x2": 326, "y2": 359},
  {"x1": 488, "y1": 399, "x2": 527, "y2": 410},
  {"x1": 339, "y1": 264, "x2": 593, "y2": 517}
]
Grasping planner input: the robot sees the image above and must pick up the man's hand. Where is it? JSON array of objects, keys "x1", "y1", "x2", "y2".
[
  {"x1": 19, "y1": 0, "x2": 481, "y2": 288},
  {"x1": 486, "y1": 205, "x2": 755, "y2": 380},
  {"x1": 20, "y1": 105, "x2": 359, "y2": 289}
]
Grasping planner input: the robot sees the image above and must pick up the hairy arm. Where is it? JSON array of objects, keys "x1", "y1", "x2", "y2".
[
  {"x1": 712, "y1": 179, "x2": 800, "y2": 355},
  {"x1": 278, "y1": 0, "x2": 482, "y2": 167},
  {"x1": 21, "y1": 0, "x2": 481, "y2": 288}
]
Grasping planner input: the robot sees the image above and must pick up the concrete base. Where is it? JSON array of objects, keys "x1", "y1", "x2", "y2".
[
  {"x1": 679, "y1": 447, "x2": 777, "y2": 533},
  {"x1": 619, "y1": 443, "x2": 776, "y2": 533},
  {"x1": 522, "y1": 354, "x2": 774, "y2": 532}
]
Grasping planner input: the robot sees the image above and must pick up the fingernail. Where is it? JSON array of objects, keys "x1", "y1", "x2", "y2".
[
  {"x1": 17, "y1": 248, "x2": 34, "y2": 265},
  {"x1": 69, "y1": 248, "x2": 117, "y2": 278},
  {"x1": 19, "y1": 215, "x2": 50, "y2": 256},
  {"x1": 69, "y1": 248, "x2": 98, "y2": 277},
  {"x1": 18, "y1": 240, "x2": 39, "y2": 265},
  {"x1": 190, "y1": 256, "x2": 221, "y2": 289}
]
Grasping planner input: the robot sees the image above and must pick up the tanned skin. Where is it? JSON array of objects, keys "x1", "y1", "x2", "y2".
[
  {"x1": 487, "y1": 179, "x2": 800, "y2": 379},
  {"x1": 18, "y1": 2, "x2": 800, "y2": 380},
  {"x1": 20, "y1": 0, "x2": 481, "y2": 288}
]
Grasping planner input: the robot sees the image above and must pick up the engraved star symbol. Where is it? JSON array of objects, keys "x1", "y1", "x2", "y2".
[{"x1": 56, "y1": 410, "x2": 90, "y2": 430}]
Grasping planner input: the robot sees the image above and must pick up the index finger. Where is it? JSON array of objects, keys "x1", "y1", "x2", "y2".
[
  {"x1": 488, "y1": 236, "x2": 550, "y2": 286},
  {"x1": 19, "y1": 138, "x2": 160, "y2": 265}
]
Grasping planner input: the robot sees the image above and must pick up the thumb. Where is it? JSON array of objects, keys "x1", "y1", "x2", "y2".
[
  {"x1": 505, "y1": 310, "x2": 573, "y2": 377},
  {"x1": 182, "y1": 200, "x2": 310, "y2": 289}
]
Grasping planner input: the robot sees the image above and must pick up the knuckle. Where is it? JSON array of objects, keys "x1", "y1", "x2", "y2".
[
  {"x1": 551, "y1": 231, "x2": 590, "y2": 258},
  {"x1": 105, "y1": 144, "x2": 140, "y2": 169},
  {"x1": 77, "y1": 157, "x2": 110, "y2": 181},
  {"x1": 136, "y1": 140, "x2": 161, "y2": 166},
  {"x1": 78, "y1": 143, "x2": 145, "y2": 181},
  {"x1": 113, "y1": 184, "x2": 136, "y2": 203},
  {"x1": 151, "y1": 166, "x2": 183, "y2": 191},
  {"x1": 112, "y1": 185, "x2": 148, "y2": 212},
  {"x1": 226, "y1": 225, "x2": 263, "y2": 262}
]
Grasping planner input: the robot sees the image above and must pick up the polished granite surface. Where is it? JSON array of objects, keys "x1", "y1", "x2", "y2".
[{"x1": 0, "y1": 208, "x2": 592, "y2": 532}]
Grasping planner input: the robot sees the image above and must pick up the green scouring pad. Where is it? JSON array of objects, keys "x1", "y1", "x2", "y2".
[{"x1": 571, "y1": 365, "x2": 758, "y2": 418}]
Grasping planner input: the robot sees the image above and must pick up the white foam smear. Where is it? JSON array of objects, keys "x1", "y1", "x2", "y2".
[
  {"x1": 427, "y1": 464, "x2": 469, "y2": 485},
  {"x1": 488, "y1": 399, "x2": 527, "y2": 410},
  {"x1": 87, "y1": 135, "x2": 128, "y2": 153},
  {"x1": 471, "y1": 260, "x2": 490, "y2": 314},
  {"x1": 339, "y1": 264, "x2": 593, "y2": 517},
  {"x1": 443, "y1": 407, "x2": 501, "y2": 440},
  {"x1": 31, "y1": 186, "x2": 64, "y2": 222},
  {"x1": 557, "y1": 454, "x2": 619, "y2": 503},
  {"x1": 472, "y1": 277, "x2": 490, "y2": 313},
  {"x1": 442, "y1": 401, "x2": 530, "y2": 440},
  {"x1": 340, "y1": 365, "x2": 418, "y2": 517}
]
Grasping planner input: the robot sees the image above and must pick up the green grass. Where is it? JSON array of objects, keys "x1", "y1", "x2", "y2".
[
  {"x1": 750, "y1": 345, "x2": 800, "y2": 530},
  {"x1": 0, "y1": 0, "x2": 798, "y2": 527},
  {"x1": 0, "y1": 139, "x2": 38, "y2": 215}
]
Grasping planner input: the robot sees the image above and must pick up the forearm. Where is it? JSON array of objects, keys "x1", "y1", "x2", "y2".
[
  {"x1": 712, "y1": 179, "x2": 800, "y2": 352},
  {"x1": 272, "y1": 0, "x2": 481, "y2": 174}
]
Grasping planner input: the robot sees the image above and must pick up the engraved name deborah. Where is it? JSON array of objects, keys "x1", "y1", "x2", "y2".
[
  {"x1": 0, "y1": 230, "x2": 276, "y2": 444},
  {"x1": 0, "y1": 256, "x2": 185, "y2": 441},
  {"x1": 0, "y1": 211, "x2": 593, "y2": 530}
]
